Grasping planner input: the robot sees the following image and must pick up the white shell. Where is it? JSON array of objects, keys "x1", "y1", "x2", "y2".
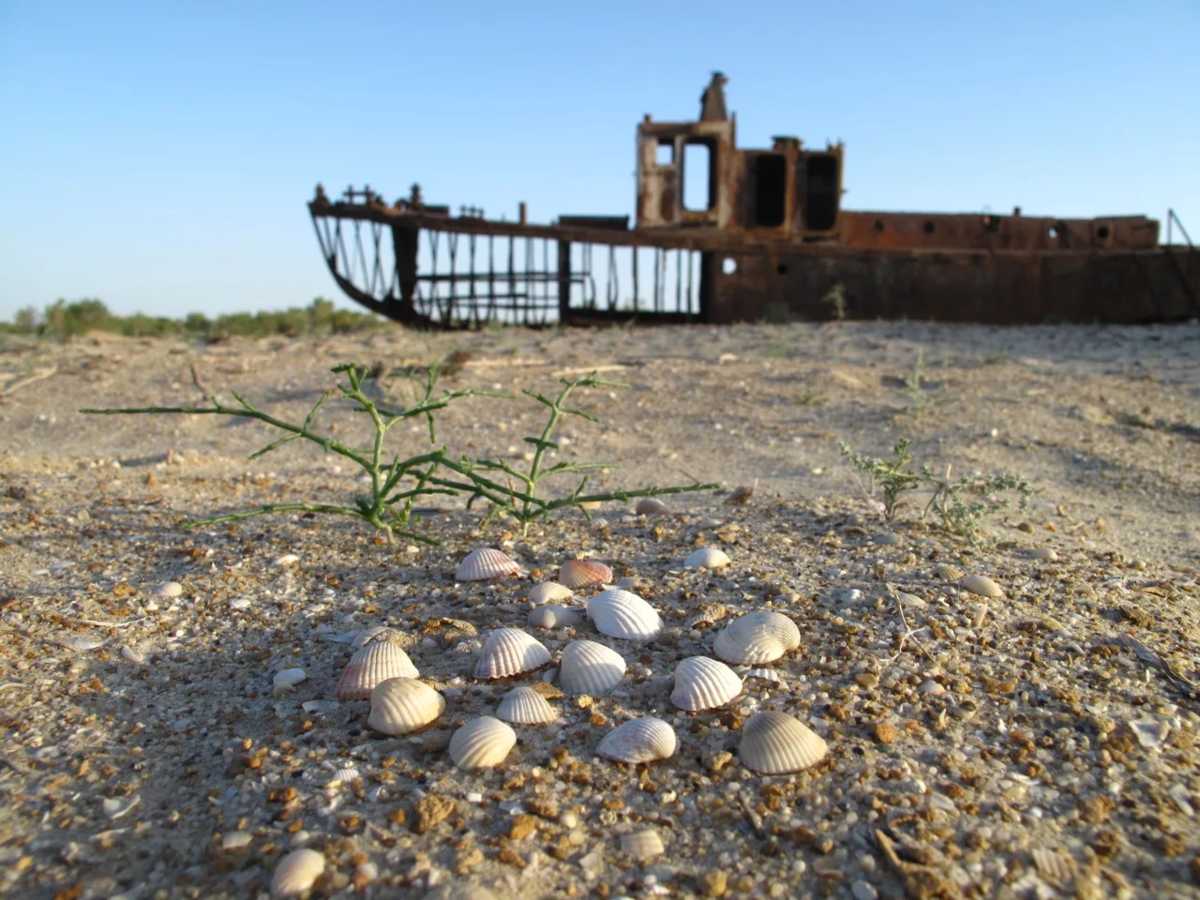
[
  {"x1": 497, "y1": 686, "x2": 559, "y2": 724},
  {"x1": 597, "y1": 717, "x2": 677, "y2": 764},
  {"x1": 1029, "y1": 547, "x2": 1058, "y2": 562},
  {"x1": 335, "y1": 639, "x2": 419, "y2": 701},
  {"x1": 959, "y1": 574, "x2": 1004, "y2": 598},
  {"x1": 449, "y1": 716, "x2": 517, "y2": 770},
  {"x1": 739, "y1": 711, "x2": 828, "y2": 775},
  {"x1": 685, "y1": 547, "x2": 731, "y2": 569},
  {"x1": 120, "y1": 645, "x2": 144, "y2": 664},
  {"x1": 154, "y1": 581, "x2": 183, "y2": 600},
  {"x1": 559, "y1": 559, "x2": 612, "y2": 590},
  {"x1": 559, "y1": 640, "x2": 626, "y2": 695},
  {"x1": 713, "y1": 612, "x2": 800, "y2": 664},
  {"x1": 273, "y1": 668, "x2": 307, "y2": 696},
  {"x1": 366, "y1": 678, "x2": 445, "y2": 735},
  {"x1": 528, "y1": 604, "x2": 581, "y2": 630},
  {"x1": 635, "y1": 497, "x2": 671, "y2": 516},
  {"x1": 456, "y1": 548, "x2": 520, "y2": 582},
  {"x1": 745, "y1": 667, "x2": 783, "y2": 685},
  {"x1": 528, "y1": 582, "x2": 574, "y2": 604},
  {"x1": 670, "y1": 656, "x2": 743, "y2": 711},
  {"x1": 621, "y1": 829, "x2": 666, "y2": 861},
  {"x1": 587, "y1": 589, "x2": 662, "y2": 641},
  {"x1": 474, "y1": 628, "x2": 551, "y2": 679},
  {"x1": 271, "y1": 848, "x2": 326, "y2": 897}
]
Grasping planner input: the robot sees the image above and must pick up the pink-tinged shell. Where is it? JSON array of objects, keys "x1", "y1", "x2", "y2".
[
  {"x1": 334, "y1": 639, "x2": 419, "y2": 701},
  {"x1": 559, "y1": 559, "x2": 612, "y2": 590},
  {"x1": 456, "y1": 548, "x2": 520, "y2": 582},
  {"x1": 635, "y1": 497, "x2": 671, "y2": 516},
  {"x1": 474, "y1": 628, "x2": 552, "y2": 679}
]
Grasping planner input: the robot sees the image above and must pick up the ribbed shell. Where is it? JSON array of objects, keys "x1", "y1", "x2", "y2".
[
  {"x1": 366, "y1": 678, "x2": 445, "y2": 736},
  {"x1": 670, "y1": 656, "x2": 743, "y2": 711},
  {"x1": 528, "y1": 582, "x2": 573, "y2": 604},
  {"x1": 456, "y1": 548, "x2": 520, "y2": 582},
  {"x1": 587, "y1": 589, "x2": 662, "y2": 641},
  {"x1": 335, "y1": 639, "x2": 419, "y2": 701},
  {"x1": 635, "y1": 497, "x2": 671, "y2": 516},
  {"x1": 496, "y1": 686, "x2": 559, "y2": 724},
  {"x1": 474, "y1": 628, "x2": 551, "y2": 679},
  {"x1": 528, "y1": 603, "x2": 581, "y2": 630},
  {"x1": 713, "y1": 612, "x2": 801, "y2": 664},
  {"x1": 685, "y1": 547, "x2": 731, "y2": 569},
  {"x1": 559, "y1": 640, "x2": 626, "y2": 695},
  {"x1": 448, "y1": 716, "x2": 516, "y2": 770},
  {"x1": 271, "y1": 848, "x2": 326, "y2": 897},
  {"x1": 621, "y1": 829, "x2": 666, "y2": 861},
  {"x1": 597, "y1": 717, "x2": 677, "y2": 764},
  {"x1": 559, "y1": 559, "x2": 612, "y2": 590},
  {"x1": 959, "y1": 574, "x2": 1004, "y2": 598},
  {"x1": 739, "y1": 711, "x2": 828, "y2": 775}
]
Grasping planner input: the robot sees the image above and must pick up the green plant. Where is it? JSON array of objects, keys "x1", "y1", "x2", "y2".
[
  {"x1": 80, "y1": 364, "x2": 719, "y2": 542},
  {"x1": 839, "y1": 438, "x2": 924, "y2": 521},
  {"x1": 902, "y1": 349, "x2": 936, "y2": 417},
  {"x1": 822, "y1": 284, "x2": 847, "y2": 320}
]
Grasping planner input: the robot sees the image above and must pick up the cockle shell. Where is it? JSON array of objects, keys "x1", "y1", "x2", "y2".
[
  {"x1": 273, "y1": 668, "x2": 307, "y2": 696},
  {"x1": 685, "y1": 547, "x2": 731, "y2": 569},
  {"x1": 713, "y1": 612, "x2": 801, "y2": 664},
  {"x1": 335, "y1": 638, "x2": 419, "y2": 701},
  {"x1": 959, "y1": 574, "x2": 1004, "y2": 598},
  {"x1": 456, "y1": 548, "x2": 520, "y2": 582},
  {"x1": 497, "y1": 686, "x2": 559, "y2": 724},
  {"x1": 271, "y1": 848, "x2": 326, "y2": 897},
  {"x1": 635, "y1": 497, "x2": 671, "y2": 516},
  {"x1": 559, "y1": 640, "x2": 626, "y2": 695},
  {"x1": 528, "y1": 604, "x2": 581, "y2": 630},
  {"x1": 670, "y1": 656, "x2": 743, "y2": 711},
  {"x1": 597, "y1": 717, "x2": 677, "y2": 764},
  {"x1": 587, "y1": 589, "x2": 662, "y2": 641},
  {"x1": 154, "y1": 581, "x2": 184, "y2": 600},
  {"x1": 474, "y1": 628, "x2": 551, "y2": 679},
  {"x1": 621, "y1": 829, "x2": 666, "y2": 861},
  {"x1": 528, "y1": 582, "x2": 573, "y2": 604},
  {"x1": 739, "y1": 711, "x2": 828, "y2": 775},
  {"x1": 559, "y1": 559, "x2": 612, "y2": 590},
  {"x1": 366, "y1": 678, "x2": 445, "y2": 735},
  {"x1": 448, "y1": 716, "x2": 517, "y2": 770},
  {"x1": 934, "y1": 563, "x2": 964, "y2": 582}
]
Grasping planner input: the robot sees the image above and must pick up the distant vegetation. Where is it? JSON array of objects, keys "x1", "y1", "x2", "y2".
[{"x1": 0, "y1": 297, "x2": 387, "y2": 340}]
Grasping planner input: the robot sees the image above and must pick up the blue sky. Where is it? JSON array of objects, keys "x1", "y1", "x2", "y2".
[{"x1": 1, "y1": 0, "x2": 1196, "y2": 320}]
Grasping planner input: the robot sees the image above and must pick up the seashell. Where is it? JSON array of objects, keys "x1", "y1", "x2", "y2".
[
  {"x1": 102, "y1": 794, "x2": 140, "y2": 820},
  {"x1": 366, "y1": 677, "x2": 445, "y2": 735},
  {"x1": 739, "y1": 711, "x2": 828, "y2": 775},
  {"x1": 934, "y1": 563, "x2": 964, "y2": 582},
  {"x1": 448, "y1": 716, "x2": 517, "y2": 770},
  {"x1": 559, "y1": 640, "x2": 627, "y2": 695},
  {"x1": 1129, "y1": 718, "x2": 1170, "y2": 749},
  {"x1": 713, "y1": 612, "x2": 800, "y2": 665},
  {"x1": 745, "y1": 667, "x2": 783, "y2": 684},
  {"x1": 620, "y1": 829, "x2": 665, "y2": 862},
  {"x1": 1031, "y1": 848, "x2": 1078, "y2": 885},
  {"x1": 687, "y1": 601, "x2": 728, "y2": 629},
  {"x1": 474, "y1": 628, "x2": 551, "y2": 679},
  {"x1": 635, "y1": 497, "x2": 671, "y2": 516},
  {"x1": 222, "y1": 830, "x2": 252, "y2": 851},
  {"x1": 120, "y1": 645, "x2": 144, "y2": 664},
  {"x1": 335, "y1": 639, "x2": 419, "y2": 701},
  {"x1": 274, "y1": 553, "x2": 300, "y2": 567},
  {"x1": 229, "y1": 597, "x2": 252, "y2": 610},
  {"x1": 154, "y1": 581, "x2": 183, "y2": 600},
  {"x1": 587, "y1": 589, "x2": 662, "y2": 640},
  {"x1": 597, "y1": 717, "x2": 677, "y2": 764},
  {"x1": 326, "y1": 766, "x2": 362, "y2": 785},
  {"x1": 685, "y1": 547, "x2": 731, "y2": 569},
  {"x1": 456, "y1": 547, "x2": 520, "y2": 582},
  {"x1": 614, "y1": 576, "x2": 638, "y2": 590},
  {"x1": 497, "y1": 686, "x2": 559, "y2": 724},
  {"x1": 670, "y1": 656, "x2": 742, "y2": 711},
  {"x1": 350, "y1": 626, "x2": 392, "y2": 648},
  {"x1": 271, "y1": 848, "x2": 326, "y2": 897},
  {"x1": 528, "y1": 582, "x2": 573, "y2": 604},
  {"x1": 528, "y1": 604, "x2": 581, "y2": 630},
  {"x1": 959, "y1": 574, "x2": 1004, "y2": 598},
  {"x1": 559, "y1": 559, "x2": 613, "y2": 590},
  {"x1": 1029, "y1": 547, "x2": 1058, "y2": 562},
  {"x1": 273, "y1": 667, "x2": 307, "y2": 696}
]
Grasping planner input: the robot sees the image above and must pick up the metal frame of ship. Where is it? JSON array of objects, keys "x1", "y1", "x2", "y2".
[{"x1": 309, "y1": 74, "x2": 1199, "y2": 328}]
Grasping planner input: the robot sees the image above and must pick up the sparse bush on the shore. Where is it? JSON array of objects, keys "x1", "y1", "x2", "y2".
[{"x1": 0, "y1": 297, "x2": 385, "y2": 340}]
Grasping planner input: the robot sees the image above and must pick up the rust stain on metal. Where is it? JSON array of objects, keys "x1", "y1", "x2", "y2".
[{"x1": 309, "y1": 74, "x2": 1199, "y2": 328}]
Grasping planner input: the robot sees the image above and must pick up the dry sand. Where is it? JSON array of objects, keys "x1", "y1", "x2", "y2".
[{"x1": 1, "y1": 320, "x2": 1199, "y2": 899}]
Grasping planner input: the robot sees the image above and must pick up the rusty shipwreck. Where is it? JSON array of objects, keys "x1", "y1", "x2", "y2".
[{"x1": 309, "y1": 74, "x2": 1199, "y2": 328}]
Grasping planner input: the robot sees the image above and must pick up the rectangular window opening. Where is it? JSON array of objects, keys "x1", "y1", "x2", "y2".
[
  {"x1": 655, "y1": 141, "x2": 674, "y2": 166},
  {"x1": 753, "y1": 154, "x2": 787, "y2": 227},
  {"x1": 804, "y1": 155, "x2": 840, "y2": 231},
  {"x1": 682, "y1": 141, "x2": 714, "y2": 212}
]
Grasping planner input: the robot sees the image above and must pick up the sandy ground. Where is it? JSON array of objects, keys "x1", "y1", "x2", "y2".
[{"x1": 1, "y1": 321, "x2": 1199, "y2": 899}]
